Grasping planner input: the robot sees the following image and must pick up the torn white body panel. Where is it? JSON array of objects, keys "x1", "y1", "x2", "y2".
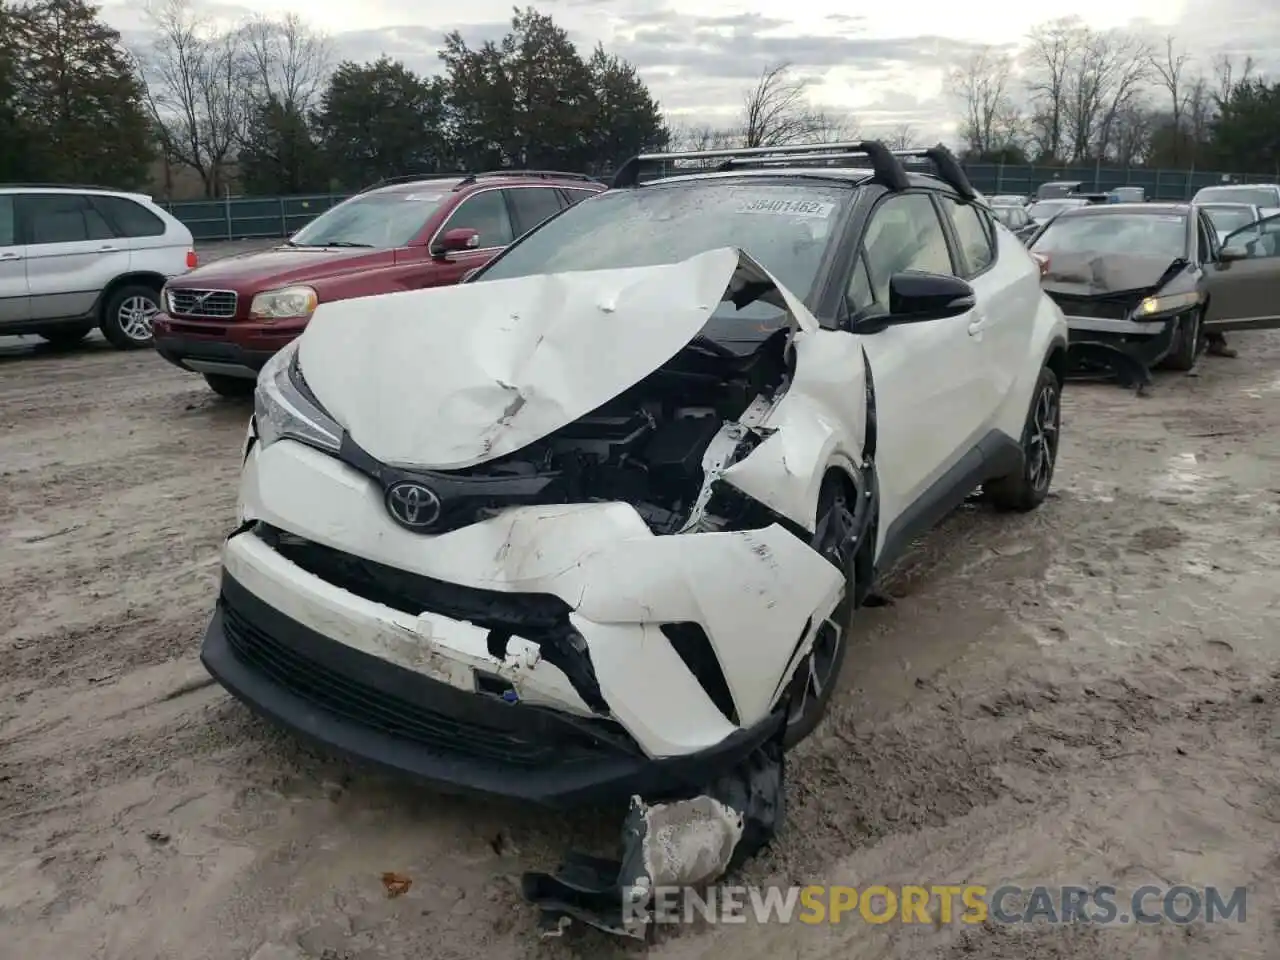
[
  {"x1": 720, "y1": 329, "x2": 867, "y2": 532},
  {"x1": 296, "y1": 246, "x2": 809, "y2": 470},
  {"x1": 236, "y1": 438, "x2": 845, "y2": 756}
]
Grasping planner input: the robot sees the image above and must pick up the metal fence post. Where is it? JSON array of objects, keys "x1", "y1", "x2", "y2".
[
  {"x1": 279, "y1": 196, "x2": 287, "y2": 236},
  {"x1": 224, "y1": 186, "x2": 233, "y2": 241}
]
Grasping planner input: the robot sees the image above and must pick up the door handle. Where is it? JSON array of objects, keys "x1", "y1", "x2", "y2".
[
  {"x1": 967, "y1": 313, "x2": 988, "y2": 336},
  {"x1": 0, "y1": 251, "x2": 20, "y2": 261},
  {"x1": 98, "y1": 244, "x2": 119, "y2": 252}
]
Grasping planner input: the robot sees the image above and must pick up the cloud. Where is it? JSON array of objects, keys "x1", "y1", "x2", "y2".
[{"x1": 103, "y1": 0, "x2": 1278, "y2": 149}]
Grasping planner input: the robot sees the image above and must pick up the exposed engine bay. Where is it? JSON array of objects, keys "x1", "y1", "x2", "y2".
[{"x1": 368, "y1": 327, "x2": 793, "y2": 536}]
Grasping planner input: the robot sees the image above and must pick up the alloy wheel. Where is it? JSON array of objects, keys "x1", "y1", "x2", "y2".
[
  {"x1": 787, "y1": 486, "x2": 856, "y2": 735},
  {"x1": 118, "y1": 295, "x2": 159, "y2": 342},
  {"x1": 1027, "y1": 379, "x2": 1060, "y2": 494}
]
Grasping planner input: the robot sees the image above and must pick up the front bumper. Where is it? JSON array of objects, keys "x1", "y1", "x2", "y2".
[
  {"x1": 1064, "y1": 313, "x2": 1178, "y2": 378},
  {"x1": 153, "y1": 314, "x2": 308, "y2": 379},
  {"x1": 203, "y1": 570, "x2": 780, "y2": 806},
  {"x1": 206, "y1": 438, "x2": 844, "y2": 798}
]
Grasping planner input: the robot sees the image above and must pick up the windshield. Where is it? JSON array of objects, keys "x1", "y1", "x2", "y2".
[
  {"x1": 1194, "y1": 186, "x2": 1276, "y2": 207},
  {"x1": 291, "y1": 192, "x2": 447, "y2": 248},
  {"x1": 1028, "y1": 199, "x2": 1085, "y2": 221},
  {"x1": 475, "y1": 181, "x2": 851, "y2": 308},
  {"x1": 1201, "y1": 205, "x2": 1258, "y2": 234},
  {"x1": 1031, "y1": 213, "x2": 1188, "y2": 260}
]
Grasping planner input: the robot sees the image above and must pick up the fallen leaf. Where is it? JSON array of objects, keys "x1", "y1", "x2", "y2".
[{"x1": 381, "y1": 872, "x2": 412, "y2": 898}]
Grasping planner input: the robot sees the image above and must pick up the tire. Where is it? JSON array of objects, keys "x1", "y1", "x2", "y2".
[
  {"x1": 986, "y1": 366, "x2": 1061, "y2": 513},
  {"x1": 1160, "y1": 310, "x2": 1201, "y2": 372},
  {"x1": 100, "y1": 284, "x2": 160, "y2": 350},
  {"x1": 37, "y1": 325, "x2": 93, "y2": 348},
  {"x1": 783, "y1": 477, "x2": 859, "y2": 749},
  {"x1": 203, "y1": 373, "x2": 256, "y2": 398}
]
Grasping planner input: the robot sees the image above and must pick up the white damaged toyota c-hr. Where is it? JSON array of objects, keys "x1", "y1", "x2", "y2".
[{"x1": 202, "y1": 143, "x2": 1069, "y2": 806}]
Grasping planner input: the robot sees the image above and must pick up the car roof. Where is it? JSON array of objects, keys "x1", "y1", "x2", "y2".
[
  {"x1": 0, "y1": 184, "x2": 154, "y2": 202},
  {"x1": 611, "y1": 142, "x2": 981, "y2": 203},
  {"x1": 360, "y1": 171, "x2": 603, "y2": 198},
  {"x1": 1057, "y1": 202, "x2": 1189, "y2": 218}
]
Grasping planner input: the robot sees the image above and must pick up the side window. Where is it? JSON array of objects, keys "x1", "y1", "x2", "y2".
[
  {"x1": 942, "y1": 197, "x2": 996, "y2": 276},
  {"x1": 852, "y1": 193, "x2": 956, "y2": 311},
  {"x1": 91, "y1": 195, "x2": 166, "y2": 238},
  {"x1": 1196, "y1": 215, "x2": 1215, "y2": 263},
  {"x1": 441, "y1": 190, "x2": 514, "y2": 249},
  {"x1": 0, "y1": 196, "x2": 14, "y2": 246},
  {"x1": 21, "y1": 194, "x2": 114, "y2": 245},
  {"x1": 562, "y1": 189, "x2": 597, "y2": 206},
  {"x1": 508, "y1": 187, "x2": 563, "y2": 235},
  {"x1": 848, "y1": 251, "x2": 874, "y2": 312}
]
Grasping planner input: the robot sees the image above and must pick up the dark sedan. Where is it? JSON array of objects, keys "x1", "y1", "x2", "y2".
[{"x1": 1028, "y1": 203, "x2": 1280, "y2": 384}]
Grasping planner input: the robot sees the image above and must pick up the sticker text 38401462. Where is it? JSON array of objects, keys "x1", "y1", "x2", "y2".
[{"x1": 737, "y1": 198, "x2": 835, "y2": 218}]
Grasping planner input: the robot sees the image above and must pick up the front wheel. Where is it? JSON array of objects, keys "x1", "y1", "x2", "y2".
[
  {"x1": 783, "y1": 477, "x2": 859, "y2": 749},
  {"x1": 986, "y1": 366, "x2": 1061, "y2": 512},
  {"x1": 203, "y1": 373, "x2": 256, "y2": 398},
  {"x1": 100, "y1": 284, "x2": 160, "y2": 349},
  {"x1": 1159, "y1": 310, "x2": 1201, "y2": 372}
]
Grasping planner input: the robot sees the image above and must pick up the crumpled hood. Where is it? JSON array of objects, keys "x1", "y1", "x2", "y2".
[
  {"x1": 1041, "y1": 252, "x2": 1184, "y2": 298},
  {"x1": 296, "y1": 247, "x2": 816, "y2": 470}
]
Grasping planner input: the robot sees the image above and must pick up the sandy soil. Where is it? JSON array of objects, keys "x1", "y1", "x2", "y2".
[{"x1": 2, "y1": 283, "x2": 1278, "y2": 959}]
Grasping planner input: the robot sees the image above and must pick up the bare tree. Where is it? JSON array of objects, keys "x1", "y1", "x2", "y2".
[
  {"x1": 1064, "y1": 28, "x2": 1150, "y2": 161},
  {"x1": 139, "y1": 0, "x2": 246, "y2": 197},
  {"x1": 238, "y1": 13, "x2": 330, "y2": 114},
  {"x1": 1110, "y1": 102, "x2": 1156, "y2": 166},
  {"x1": 1212, "y1": 53, "x2": 1256, "y2": 108},
  {"x1": 740, "y1": 62, "x2": 836, "y2": 147},
  {"x1": 886, "y1": 123, "x2": 917, "y2": 150},
  {"x1": 1024, "y1": 18, "x2": 1084, "y2": 159},
  {"x1": 666, "y1": 122, "x2": 737, "y2": 152},
  {"x1": 951, "y1": 47, "x2": 1021, "y2": 157},
  {"x1": 1149, "y1": 36, "x2": 1191, "y2": 164}
]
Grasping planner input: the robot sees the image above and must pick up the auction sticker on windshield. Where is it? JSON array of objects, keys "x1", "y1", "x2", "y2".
[{"x1": 738, "y1": 198, "x2": 835, "y2": 218}]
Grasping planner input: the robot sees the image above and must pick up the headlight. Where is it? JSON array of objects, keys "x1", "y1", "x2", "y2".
[
  {"x1": 1134, "y1": 291, "x2": 1200, "y2": 318},
  {"x1": 254, "y1": 341, "x2": 343, "y2": 453},
  {"x1": 249, "y1": 285, "x2": 318, "y2": 320}
]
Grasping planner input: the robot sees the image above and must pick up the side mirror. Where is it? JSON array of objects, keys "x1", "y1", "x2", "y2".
[
  {"x1": 1218, "y1": 244, "x2": 1249, "y2": 263},
  {"x1": 431, "y1": 227, "x2": 480, "y2": 259},
  {"x1": 885, "y1": 271, "x2": 975, "y2": 323}
]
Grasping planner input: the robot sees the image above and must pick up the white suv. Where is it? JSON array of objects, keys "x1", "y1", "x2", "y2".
[
  {"x1": 200, "y1": 142, "x2": 1069, "y2": 806},
  {"x1": 0, "y1": 186, "x2": 196, "y2": 349}
]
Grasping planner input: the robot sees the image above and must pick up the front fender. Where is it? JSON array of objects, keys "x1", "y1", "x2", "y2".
[{"x1": 721, "y1": 329, "x2": 866, "y2": 532}]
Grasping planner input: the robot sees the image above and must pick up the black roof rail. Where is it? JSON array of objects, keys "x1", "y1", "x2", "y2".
[
  {"x1": 888, "y1": 146, "x2": 978, "y2": 200},
  {"x1": 358, "y1": 172, "x2": 472, "y2": 194},
  {"x1": 454, "y1": 170, "x2": 596, "y2": 189},
  {"x1": 3, "y1": 182, "x2": 123, "y2": 191},
  {"x1": 610, "y1": 141, "x2": 912, "y2": 191}
]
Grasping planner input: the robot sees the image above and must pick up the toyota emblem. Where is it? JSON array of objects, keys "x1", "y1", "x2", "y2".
[{"x1": 385, "y1": 481, "x2": 442, "y2": 530}]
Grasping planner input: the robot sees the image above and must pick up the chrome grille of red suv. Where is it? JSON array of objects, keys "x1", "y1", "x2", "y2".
[{"x1": 167, "y1": 289, "x2": 238, "y2": 319}]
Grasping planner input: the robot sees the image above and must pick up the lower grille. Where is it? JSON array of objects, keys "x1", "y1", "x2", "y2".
[
  {"x1": 220, "y1": 597, "x2": 566, "y2": 766},
  {"x1": 168, "y1": 288, "x2": 238, "y2": 319}
]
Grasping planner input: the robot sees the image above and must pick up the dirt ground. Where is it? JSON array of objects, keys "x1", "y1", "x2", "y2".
[{"x1": 2, "y1": 258, "x2": 1278, "y2": 959}]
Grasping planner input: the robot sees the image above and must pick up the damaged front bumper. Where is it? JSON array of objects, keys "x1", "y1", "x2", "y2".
[
  {"x1": 1064, "y1": 313, "x2": 1178, "y2": 384},
  {"x1": 200, "y1": 437, "x2": 843, "y2": 805}
]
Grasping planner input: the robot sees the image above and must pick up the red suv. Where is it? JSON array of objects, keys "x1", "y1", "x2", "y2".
[{"x1": 152, "y1": 171, "x2": 605, "y2": 396}]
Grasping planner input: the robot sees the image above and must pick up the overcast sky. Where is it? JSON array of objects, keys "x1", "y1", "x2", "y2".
[{"x1": 101, "y1": 0, "x2": 1278, "y2": 141}]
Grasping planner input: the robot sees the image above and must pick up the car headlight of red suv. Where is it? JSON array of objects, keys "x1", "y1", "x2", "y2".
[{"x1": 249, "y1": 285, "x2": 318, "y2": 320}]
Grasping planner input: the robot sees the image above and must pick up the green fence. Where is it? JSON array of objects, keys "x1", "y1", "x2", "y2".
[
  {"x1": 164, "y1": 193, "x2": 352, "y2": 242},
  {"x1": 961, "y1": 163, "x2": 1278, "y2": 200},
  {"x1": 165, "y1": 164, "x2": 1279, "y2": 242}
]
